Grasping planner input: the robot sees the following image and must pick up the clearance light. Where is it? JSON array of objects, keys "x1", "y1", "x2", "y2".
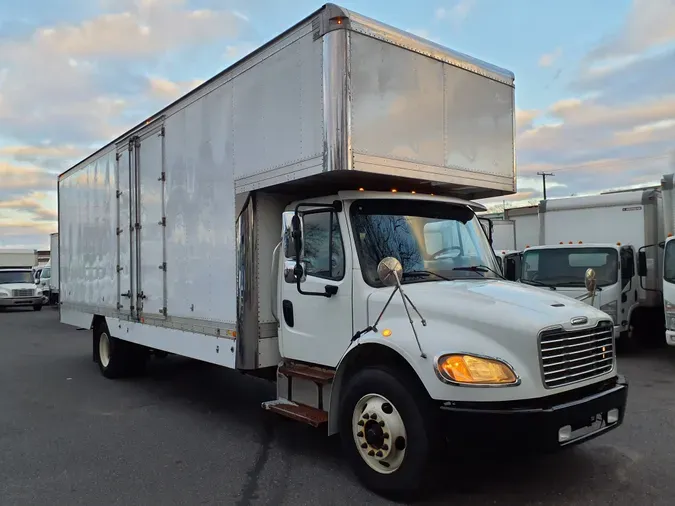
[
  {"x1": 411, "y1": 190, "x2": 416, "y2": 194},
  {"x1": 436, "y1": 354, "x2": 518, "y2": 385},
  {"x1": 579, "y1": 241, "x2": 583, "y2": 244},
  {"x1": 430, "y1": 193, "x2": 435, "y2": 196},
  {"x1": 525, "y1": 245, "x2": 530, "y2": 249},
  {"x1": 569, "y1": 241, "x2": 573, "y2": 244},
  {"x1": 559, "y1": 241, "x2": 563, "y2": 244},
  {"x1": 617, "y1": 242, "x2": 621, "y2": 246},
  {"x1": 391, "y1": 189, "x2": 398, "y2": 193},
  {"x1": 358, "y1": 187, "x2": 365, "y2": 191},
  {"x1": 669, "y1": 233, "x2": 673, "y2": 238},
  {"x1": 382, "y1": 329, "x2": 392, "y2": 337}
]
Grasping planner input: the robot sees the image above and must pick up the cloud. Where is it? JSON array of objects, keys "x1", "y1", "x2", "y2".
[
  {"x1": 147, "y1": 77, "x2": 205, "y2": 101},
  {"x1": 538, "y1": 48, "x2": 562, "y2": 67},
  {"x1": 435, "y1": 0, "x2": 475, "y2": 23},
  {"x1": 587, "y1": 0, "x2": 675, "y2": 61},
  {"x1": 0, "y1": 162, "x2": 58, "y2": 192},
  {"x1": 0, "y1": 192, "x2": 58, "y2": 222},
  {"x1": 0, "y1": 145, "x2": 87, "y2": 170},
  {"x1": 223, "y1": 42, "x2": 257, "y2": 61}
]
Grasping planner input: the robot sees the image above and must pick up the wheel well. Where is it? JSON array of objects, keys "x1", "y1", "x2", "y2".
[{"x1": 328, "y1": 343, "x2": 428, "y2": 435}]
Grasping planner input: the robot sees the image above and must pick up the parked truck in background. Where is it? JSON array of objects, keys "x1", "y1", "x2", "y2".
[
  {"x1": 57, "y1": 4, "x2": 628, "y2": 496},
  {"x1": 520, "y1": 188, "x2": 663, "y2": 346},
  {"x1": 38, "y1": 233, "x2": 59, "y2": 305},
  {"x1": 656, "y1": 174, "x2": 675, "y2": 346}
]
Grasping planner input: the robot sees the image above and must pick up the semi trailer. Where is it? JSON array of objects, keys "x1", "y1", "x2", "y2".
[{"x1": 58, "y1": 4, "x2": 628, "y2": 496}]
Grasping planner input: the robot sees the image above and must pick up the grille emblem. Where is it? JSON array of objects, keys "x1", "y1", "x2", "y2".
[{"x1": 570, "y1": 316, "x2": 588, "y2": 326}]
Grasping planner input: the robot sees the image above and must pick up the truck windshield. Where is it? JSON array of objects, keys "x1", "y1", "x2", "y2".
[
  {"x1": 350, "y1": 199, "x2": 499, "y2": 286},
  {"x1": 0, "y1": 271, "x2": 34, "y2": 284},
  {"x1": 521, "y1": 247, "x2": 618, "y2": 288}
]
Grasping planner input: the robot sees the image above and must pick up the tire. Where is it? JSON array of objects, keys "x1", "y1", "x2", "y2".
[
  {"x1": 94, "y1": 320, "x2": 148, "y2": 379},
  {"x1": 33, "y1": 305, "x2": 42, "y2": 311},
  {"x1": 339, "y1": 367, "x2": 437, "y2": 499}
]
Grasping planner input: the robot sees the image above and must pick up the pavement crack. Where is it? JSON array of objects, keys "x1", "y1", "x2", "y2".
[{"x1": 236, "y1": 419, "x2": 275, "y2": 506}]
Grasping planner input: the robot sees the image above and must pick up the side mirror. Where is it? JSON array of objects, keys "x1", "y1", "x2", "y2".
[
  {"x1": 585, "y1": 268, "x2": 597, "y2": 293},
  {"x1": 291, "y1": 214, "x2": 303, "y2": 259},
  {"x1": 637, "y1": 251, "x2": 647, "y2": 277},
  {"x1": 377, "y1": 257, "x2": 403, "y2": 287},
  {"x1": 504, "y1": 258, "x2": 517, "y2": 281}
]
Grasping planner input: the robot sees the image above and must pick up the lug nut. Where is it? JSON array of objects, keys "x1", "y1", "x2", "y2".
[
  {"x1": 383, "y1": 433, "x2": 390, "y2": 439},
  {"x1": 361, "y1": 443, "x2": 368, "y2": 449},
  {"x1": 363, "y1": 414, "x2": 369, "y2": 420},
  {"x1": 382, "y1": 444, "x2": 389, "y2": 451},
  {"x1": 358, "y1": 420, "x2": 364, "y2": 426},
  {"x1": 368, "y1": 450, "x2": 375, "y2": 456},
  {"x1": 357, "y1": 431, "x2": 363, "y2": 437},
  {"x1": 376, "y1": 451, "x2": 383, "y2": 458},
  {"x1": 370, "y1": 413, "x2": 377, "y2": 420},
  {"x1": 379, "y1": 420, "x2": 385, "y2": 427}
]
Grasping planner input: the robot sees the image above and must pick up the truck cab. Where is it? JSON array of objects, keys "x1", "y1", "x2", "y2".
[
  {"x1": 663, "y1": 235, "x2": 675, "y2": 345},
  {"x1": 519, "y1": 243, "x2": 637, "y2": 340},
  {"x1": 0, "y1": 268, "x2": 45, "y2": 311}
]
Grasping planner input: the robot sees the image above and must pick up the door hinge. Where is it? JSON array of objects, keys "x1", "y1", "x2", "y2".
[
  {"x1": 116, "y1": 190, "x2": 122, "y2": 198},
  {"x1": 159, "y1": 307, "x2": 167, "y2": 315},
  {"x1": 116, "y1": 227, "x2": 123, "y2": 235},
  {"x1": 117, "y1": 303, "x2": 123, "y2": 310},
  {"x1": 159, "y1": 126, "x2": 165, "y2": 137},
  {"x1": 138, "y1": 291, "x2": 146, "y2": 300},
  {"x1": 158, "y1": 217, "x2": 166, "y2": 226},
  {"x1": 134, "y1": 136, "x2": 141, "y2": 148},
  {"x1": 116, "y1": 152, "x2": 122, "y2": 161},
  {"x1": 134, "y1": 222, "x2": 142, "y2": 230},
  {"x1": 158, "y1": 172, "x2": 166, "y2": 182},
  {"x1": 116, "y1": 265, "x2": 123, "y2": 272},
  {"x1": 159, "y1": 262, "x2": 167, "y2": 271}
]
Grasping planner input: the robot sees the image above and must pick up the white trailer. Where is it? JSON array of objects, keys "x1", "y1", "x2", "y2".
[
  {"x1": 491, "y1": 219, "x2": 516, "y2": 250},
  {"x1": 37, "y1": 234, "x2": 60, "y2": 305},
  {"x1": 657, "y1": 174, "x2": 675, "y2": 346},
  {"x1": 505, "y1": 205, "x2": 539, "y2": 250},
  {"x1": 0, "y1": 249, "x2": 38, "y2": 268},
  {"x1": 522, "y1": 189, "x2": 663, "y2": 344},
  {"x1": 58, "y1": 4, "x2": 627, "y2": 496}
]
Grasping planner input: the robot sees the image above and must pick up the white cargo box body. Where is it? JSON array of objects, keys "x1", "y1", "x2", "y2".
[
  {"x1": 58, "y1": 4, "x2": 516, "y2": 369},
  {"x1": 50, "y1": 233, "x2": 59, "y2": 293},
  {"x1": 505, "y1": 205, "x2": 538, "y2": 249},
  {"x1": 491, "y1": 219, "x2": 516, "y2": 250},
  {"x1": 538, "y1": 189, "x2": 663, "y2": 305},
  {"x1": 0, "y1": 249, "x2": 37, "y2": 268}
]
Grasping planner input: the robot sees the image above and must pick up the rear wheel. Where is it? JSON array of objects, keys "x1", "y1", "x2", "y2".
[
  {"x1": 94, "y1": 320, "x2": 148, "y2": 378},
  {"x1": 33, "y1": 305, "x2": 42, "y2": 311},
  {"x1": 339, "y1": 367, "x2": 436, "y2": 499}
]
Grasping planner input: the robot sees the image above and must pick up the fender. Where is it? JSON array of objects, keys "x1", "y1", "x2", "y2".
[{"x1": 327, "y1": 335, "x2": 426, "y2": 436}]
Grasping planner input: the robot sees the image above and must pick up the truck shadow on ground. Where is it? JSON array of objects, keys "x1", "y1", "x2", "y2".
[{"x1": 105, "y1": 355, "x2": 634, "y2": 505}]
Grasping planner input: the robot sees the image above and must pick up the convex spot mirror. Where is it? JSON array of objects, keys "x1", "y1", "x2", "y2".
[{"x1": 377, "y1": 257, "x2": 403, "y2": 287}]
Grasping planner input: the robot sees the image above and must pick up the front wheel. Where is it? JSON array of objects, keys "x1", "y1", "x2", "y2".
[{"x1": 339, "y1": 367, "x2": 436, "y2": 499}]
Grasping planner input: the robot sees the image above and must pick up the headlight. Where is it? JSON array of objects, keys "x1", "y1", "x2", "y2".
[
  {"x1": 0, "y1": 291, "x2": 8, "y2": 298},
  {"x1": 665, "y1": 301, "x2": 675, "y2": 331},
  {"x1": 600, "y1": 300, "x2": 617, "y2": 322},
  {"x1": 436, "y1": 354, "x2": 519, "y2": 385}
]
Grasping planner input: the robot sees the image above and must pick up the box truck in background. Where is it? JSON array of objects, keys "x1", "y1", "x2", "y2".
[
  {"x1": 505, "y1": 205, "x2": 538, "y2": 250},
  {"x1": 38, "y1": 233, "x2": 59, "y2": 305},
  {"x1": 657, "y1": 174, "x2": 675, "y2": 346},
  {"x1": 57, "y1": 4, "x2": 628, "y2": 496},
  {"x1": 521, "y1": 189, "x2": 663, "y2": 345}
]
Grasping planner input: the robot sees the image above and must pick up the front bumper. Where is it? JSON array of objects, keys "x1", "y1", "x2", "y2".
[
  {"x1": 438, "y1": 375, "x2": 628, "y2": 451},
  {"x1": 0, "y1": 297, "x2": 43, "y2": 307},
  {"x1": 666, "y1": 330, "x2": 675, "y2": 346}
]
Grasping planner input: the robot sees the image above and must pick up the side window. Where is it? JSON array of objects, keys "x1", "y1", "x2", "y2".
[
  {"x1": 620, "y1": 247, "x2": 634, "y2": 289},
  {"x1": 302, "y1": 211, "x2": 345, "y2": 281},
  {"x1": 664, "y1": 243, "x2": 675, "y2": 283}
]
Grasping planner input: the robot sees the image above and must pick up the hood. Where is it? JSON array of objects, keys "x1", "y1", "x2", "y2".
[
  {"x1": 0, "y1": 283, "x2": 38, "y2": 292},
  {"x1": 524, "y1": 284, "x2": 616, "y2": 310},
  {"x1": 367, "y1": 278, "x2": 610, "y2": 339}
]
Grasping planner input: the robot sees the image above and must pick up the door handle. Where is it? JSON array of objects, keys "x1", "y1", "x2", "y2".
[
  {"x1": 282, "y1": 300, "x2": 294, "y2": 327},
  {"x1": 121, "y1": 291, "x2": 131, "y2": 298}
]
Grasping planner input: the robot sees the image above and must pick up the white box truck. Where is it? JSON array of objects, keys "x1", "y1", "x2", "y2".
[
  {"x1": 505, "y1": 205, "x2": 539, "y2": 250},
  {"x1": 656, "y1": 174, "x2": 675, "y2": 346},
  {"x1": 58, "y1": 4, "x2": 628, "y2": 496},
  {"x1": 37, "y1": 233, "x2": 59, "y2": 305},
  {"x1": 521, "y1": 189, "x2": 663, "y2": 345}
]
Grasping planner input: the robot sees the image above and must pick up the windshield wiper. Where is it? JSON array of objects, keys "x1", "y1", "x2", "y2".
[
  {"x1": 452, "y1": 265, "x2": 504, "y2": 279},
  {"x1": 520, "y1": 279, "x2": 556, "y2": 290},
  {"x1": 402, "y1": 270, "x2": 453, "y2": 282}
]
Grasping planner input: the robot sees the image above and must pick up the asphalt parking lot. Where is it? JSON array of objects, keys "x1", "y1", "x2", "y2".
[{"x1": 1, "y1": 309, "x2": 675, "y2": 506}]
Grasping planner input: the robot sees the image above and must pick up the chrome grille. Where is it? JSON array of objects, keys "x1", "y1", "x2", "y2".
[
  {"x1": 539, "y1": 321, "x2": 614, "y2": 388},
  {"x1": 12, "y1": 289, "x2": 34, "y2": 297}
]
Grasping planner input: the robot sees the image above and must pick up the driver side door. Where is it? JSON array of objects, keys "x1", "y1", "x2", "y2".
[{"x1": 278, "y1": 210, "x2": 353, "y2": 367}]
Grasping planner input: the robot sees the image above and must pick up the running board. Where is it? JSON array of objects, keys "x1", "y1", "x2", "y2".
[
  {"x1": 278, "y1": 362, "x2": 335, "y2": 384},
  {"x1": 262, "y1": 400, "x2": 328, "y2": 428}
]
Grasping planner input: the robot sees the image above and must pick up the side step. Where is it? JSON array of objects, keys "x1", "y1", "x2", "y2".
[
  {"x1": 262, "y1": 400, "x2": 328, "y2": 428},
  {"x1": 278, "y1": 362, "x2": 335, "y2": 384}
]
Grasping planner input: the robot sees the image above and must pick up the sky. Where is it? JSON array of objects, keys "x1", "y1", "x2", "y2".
[{"x1": 0, "y1": 0, "x2": 674, "y2": 249}]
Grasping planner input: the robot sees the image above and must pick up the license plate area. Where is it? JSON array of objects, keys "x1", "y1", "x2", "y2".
[{"x1": 558, "y1": 408, "x2": 620, "y2": 444}]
